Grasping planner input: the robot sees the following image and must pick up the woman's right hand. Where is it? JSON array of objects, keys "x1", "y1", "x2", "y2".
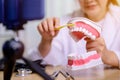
[{"x1": 38, "y1": 17, "x2": 60, "y2": 42}]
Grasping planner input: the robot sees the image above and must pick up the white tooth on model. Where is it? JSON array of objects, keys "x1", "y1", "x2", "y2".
[
  {"x1": 84, "y1": 30, "x2": 89, "y2": 35},
  {"x1": 78, "y1": 27, "x2": 82, "y2": 31},
  {"x1": 82, "y1": 28, "x2": 86, "y2": 33},
  {"x1": 76, "y1": 55, "x2": 79, "y2": 60},
  {"x1": 78, "y1": 55, "x2": 81, "y2": 59},
  {"x1": 72, "y1": 56, "x2": 76, "y2": 60},
  {"x1": 69, "y1": 56, "x2": 73, "y2": 60},
  {"x1": 73, "y1": 28, "x2": 76, "y2": 31},
  {"x1": 87, "y1": 32, "x2": 92, "y2": 37},
  {"x1": 91, "y1": 35, "x2": 96, "y2": 40},
  {"x1": 75, "y1": 28, "x2": 79, "y2": 31}
]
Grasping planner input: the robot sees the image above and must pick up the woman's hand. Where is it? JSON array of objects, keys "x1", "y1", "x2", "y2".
[
  {"x1": 38, "y1": 17, "x2": 60, "y2": 42},
  {"x1": 85, "y1": 37, "x2": 107, "y2": 56},
  {"x1": 85, "y1": 37, "x2": 119, "y2": 67}
]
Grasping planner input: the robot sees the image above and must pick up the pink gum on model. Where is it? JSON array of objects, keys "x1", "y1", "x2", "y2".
[
  {"x1": 68, "y1": 17, "x2": 102, "y2": 42},
  {"x1": 67, "y1": 51, "x2": 103, "y2": 70}
]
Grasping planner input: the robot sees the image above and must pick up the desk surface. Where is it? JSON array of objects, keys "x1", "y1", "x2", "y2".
[{"x1": 0, "y1": 65, "x2": 120, "y2": 80}]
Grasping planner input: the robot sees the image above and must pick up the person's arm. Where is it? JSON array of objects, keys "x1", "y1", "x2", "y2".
[
  {"x1": 37, "y1": 17, "x2": 60, "y2": 57},
  {"x1": 101, "y1": 49, "x2": 119, "y2": 67},
  {"x1": 38, "y1": 38, "x2": 52, "y2": 57}
]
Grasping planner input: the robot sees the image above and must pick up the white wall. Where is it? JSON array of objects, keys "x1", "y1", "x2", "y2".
[{"x1": 45, "y1": 0, "x2": 77, "y2": 17}]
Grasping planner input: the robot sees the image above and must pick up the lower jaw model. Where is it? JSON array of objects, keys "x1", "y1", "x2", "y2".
[
  {"x1": 67, "y1": 17, "x2": 103, "y2": 70},
  {"x1": 67, "y1": 51, "x2": 103, "y2": 70}
]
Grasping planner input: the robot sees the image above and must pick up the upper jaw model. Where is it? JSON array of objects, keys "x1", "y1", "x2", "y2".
[{"x1": 68, "y1": 17, "x2": 102, "y2": 42}]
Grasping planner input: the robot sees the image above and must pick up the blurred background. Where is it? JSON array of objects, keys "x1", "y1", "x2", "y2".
[
  {"x1": 0, "y1": 0, "x2": 120, "y2": 58},
  {"x1": 0, "y1": 0, "x2": 77, "y2": 58}
]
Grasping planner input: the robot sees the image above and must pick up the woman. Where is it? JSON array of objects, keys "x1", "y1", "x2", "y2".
[{"x1": 28, "y1": 0, "x2": 120, "y2": 67}]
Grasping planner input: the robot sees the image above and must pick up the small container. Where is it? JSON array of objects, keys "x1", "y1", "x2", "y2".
[{"x1": 16, "y1": 68, "x2": 32, "y2": 77}]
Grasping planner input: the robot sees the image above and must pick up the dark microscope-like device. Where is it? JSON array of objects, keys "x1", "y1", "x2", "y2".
[{"x1": 0, "y1": 0, "x2": 53, "y2": 80}]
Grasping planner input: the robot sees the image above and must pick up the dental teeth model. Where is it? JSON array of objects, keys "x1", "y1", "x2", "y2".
[
  {"x1": 67, "y1": 51, "x2": 103, "y2": 70},
  {"x1": 66, "y1": 17, "x2": 103, "y2": 70},
  {"x1": 68, "y1": 17, "x2": 102, "y2": 41}
]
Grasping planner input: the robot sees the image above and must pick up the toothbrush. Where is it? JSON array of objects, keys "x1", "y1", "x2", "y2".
[{"x1": 54, "y1": 23, "x2": 74, "y2": 30}]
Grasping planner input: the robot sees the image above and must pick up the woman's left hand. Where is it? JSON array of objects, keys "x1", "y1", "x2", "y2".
[
  {"x1": 85, "y1": 37, "x2": 107, "y2": 56},
  {"x1": 85, "y1": 37, "x2": 119, "y2": 67}
]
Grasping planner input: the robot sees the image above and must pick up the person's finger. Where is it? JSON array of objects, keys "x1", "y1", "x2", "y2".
[
  {"x1": 41, "y1": 20, "x2": 49, "y2": 32},
  {"x1": 86, "y1": 44, "x2": 95, "y2": 50},
  {"x1": 53, "y1": 17, "x2": 60, "y2": 28},
  {"x1": 86, "y1": 41, "x2": 99, "y2": 50},
  {"x1": 47, "y1": 18, "x2": 55, "y2": 36},
  {"x1": 84, "y1": 37, "x2": 93, "y2": 42},
  {"x1": 47, "y1": 18, "x2": 54, "y2": 31},
  {"x1": 37, "y1": 23, "x2": 44, "y2": 34},
  {"x1": 87, "y1": 47, "x2": 103, "y2": 54},
  {"x1": 87, "y1": 48, "x2": 96, "y2": 52}
]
